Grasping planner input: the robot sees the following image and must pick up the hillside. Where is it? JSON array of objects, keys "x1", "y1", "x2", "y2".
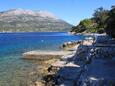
[
  {"x1": 0, "y1": 9, "x2": 73, "y2": 32},
  {"x1": 70, "y1": 7, "x2": 109, "y2": 34}
]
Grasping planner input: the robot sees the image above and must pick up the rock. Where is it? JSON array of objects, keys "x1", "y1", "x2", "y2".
[
  {"x1": 22, "y1": 50, "x2": 72, "y2": 60},
  {"x1": 34, "y1": 81, "x2": 45, "y2": 86},
  {"x1": 42, "y1": 74, "x2": 56, "y2": 86},
  {"x1": 61, "y1": 41, "x2": 82, "y2": 50}
]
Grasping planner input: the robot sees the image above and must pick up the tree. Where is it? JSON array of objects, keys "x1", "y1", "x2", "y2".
[
  {"x1": 71, "y1": 18, "x2": 98, "y2": 33},
  {"x1": 105, "y1": 6, "x2": 115, "y2": 38},
  {"x1": 93, "y1": 7, "x2": 109, "y2": 29}
]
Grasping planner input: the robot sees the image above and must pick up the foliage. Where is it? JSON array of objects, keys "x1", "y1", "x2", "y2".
[
  {"x1": 71, "y1": 7, "x2": 110, "y2": 34},
  {"x1": 71, "y1": 19, "x2": 97, "y2": 33},
  {"x1": 105, "y1": 6, "x2": 115, "y2": 38},
  {"x1": 93, "y1": 7, "x2": 109, "y2": 29}
]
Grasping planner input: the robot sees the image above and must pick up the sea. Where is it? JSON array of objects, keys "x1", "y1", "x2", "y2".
[{"x1": 0, "y1": 32, "x2": 85, "y2": 86}]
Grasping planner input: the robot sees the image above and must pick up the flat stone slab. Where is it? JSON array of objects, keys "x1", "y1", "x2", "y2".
[
  {"x1": 52, "y1": 61, "x2": 80, "y2": 68},
  {"x1": 22, "y1": 50, "x2": 72, "y2": 60},
  {"x1": 51, "y1": 61, "x2": 66, "y2": 67}
]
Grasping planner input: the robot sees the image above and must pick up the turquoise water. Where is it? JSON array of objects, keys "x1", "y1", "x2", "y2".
[{"x1": 0, "y1": 32, "x2": 85, "y2": 86}]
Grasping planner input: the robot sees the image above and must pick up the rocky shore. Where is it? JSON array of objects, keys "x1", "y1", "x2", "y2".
[
  {"x1": 22, "y1": 35, "x2": 115, "y2": 86},
  {"x1": 44, "y1": 35, "x2": 115, "y2": 86},
  {"x1": 23, "y1": 40, "x2": 93, "y2": 86},
  {"x1": 22, "y1": 50, "x2": 75, "y2": 86}
]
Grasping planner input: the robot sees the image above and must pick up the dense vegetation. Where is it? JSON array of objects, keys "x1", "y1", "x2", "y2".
[
  {"x1": 105, "y1": 6, "x2": 115, "y2": 38},
  {"x1": 71, "y1": 6, "x2": 115, "y2": 38}
]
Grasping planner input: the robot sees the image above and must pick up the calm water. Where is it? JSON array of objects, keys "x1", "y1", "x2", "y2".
[{"x1": 0, "y1": 32, "x2": 85, "y2": 86}]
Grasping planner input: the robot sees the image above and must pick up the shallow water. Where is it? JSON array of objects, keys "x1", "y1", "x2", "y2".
[{"x1": 0, "y1": 32, "x2": 85, "y2": 86}]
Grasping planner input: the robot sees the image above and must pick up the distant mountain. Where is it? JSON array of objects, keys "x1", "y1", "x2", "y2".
[{"x1": 0, "y1": 9, "x2": 73, "y2": 32}]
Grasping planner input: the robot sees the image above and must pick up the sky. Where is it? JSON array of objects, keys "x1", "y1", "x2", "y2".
[{"x1": 0, "y1": 0, "x2": 115, "y2": 25}]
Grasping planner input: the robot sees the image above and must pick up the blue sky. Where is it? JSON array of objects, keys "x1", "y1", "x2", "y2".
[{"x1": 0, "y1": 0, "x2": 115, "y2": 25}]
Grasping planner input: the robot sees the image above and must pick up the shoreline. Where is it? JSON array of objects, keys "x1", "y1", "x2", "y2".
[
  {"x1": 22, "y1": 43, "x2": 79, "y2": 86},
  {"x1": 23, "y1": 40, "x2": 93, "y2": 86},
  {"x1": 44, "y1": 36, "x2": 115, "y2": 86},
  {"x1": 26, "y1": 35, "x2": 115, "y2": 86},
  {"x1": 21, "y1": 34, "x2": 115, "y2": 86},
  {"x1": 0, "y1": 32, "x2": 85, "y2": 86},
  {"x1": 0, "y1": 31, "x2": 68, "y2": 33}
]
